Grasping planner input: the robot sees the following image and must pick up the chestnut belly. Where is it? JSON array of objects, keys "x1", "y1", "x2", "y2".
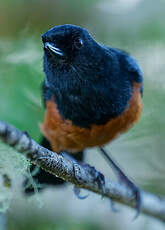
[{"x1": 41, "y1": 83, "x2": 142, "y2": 153}]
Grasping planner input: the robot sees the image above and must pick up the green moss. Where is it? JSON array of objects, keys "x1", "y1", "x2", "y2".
[{"x1": 0, "y1": 142, "x2": 29, "y2": 212}]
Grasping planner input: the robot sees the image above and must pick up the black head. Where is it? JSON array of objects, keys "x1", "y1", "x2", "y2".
[
  {"x1": 42, "y1": 24, "x2": 143, "y2": 128},
  {"x1": 42, "y1": 24, "x2": 112, "y2": 87},
  {"x1": 42, "y1": 24, "x2": 99, "y2": 64}
]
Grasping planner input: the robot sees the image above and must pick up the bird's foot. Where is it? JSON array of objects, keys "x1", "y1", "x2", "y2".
[
  {"x1": 73, "y1": 186, "x2": 89, "y2": 200},
  {"x1": 93, "y1": 170, "x2": 105, "y2": 198},
  {"x1": 92, "y1": 168, "x2": 119, "y2": 212}
]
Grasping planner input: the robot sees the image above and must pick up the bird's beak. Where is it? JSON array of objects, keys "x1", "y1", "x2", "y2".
[{"x1": 44, "y1": 42, "x2": 64, "y2": 56}]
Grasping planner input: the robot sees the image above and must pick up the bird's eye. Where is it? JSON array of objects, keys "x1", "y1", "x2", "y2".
[{"x1": 74, "y1": 37, "x2": 84, "y2": 49}]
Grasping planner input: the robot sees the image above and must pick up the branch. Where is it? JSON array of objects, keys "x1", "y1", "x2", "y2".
[{"x1": 0, "y1": 120, "x2": 165, "y2": 223}]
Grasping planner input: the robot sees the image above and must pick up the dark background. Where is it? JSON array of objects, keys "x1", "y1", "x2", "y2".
[{"x1": 0, "y1": 0, "x2": 165, "y2": 229}]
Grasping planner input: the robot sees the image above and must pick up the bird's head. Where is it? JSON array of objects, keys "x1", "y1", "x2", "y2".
[
  {"x1": 41, "y1": 24, "x2": 113, "y2": 88},
  {"x1": 42, "y1": 24, "x2": 100, "y2": 64}
]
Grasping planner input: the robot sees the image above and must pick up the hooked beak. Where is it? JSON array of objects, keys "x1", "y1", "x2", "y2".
[{"x1": 44, "y1": 42, "x2": 64, "y2": 56}]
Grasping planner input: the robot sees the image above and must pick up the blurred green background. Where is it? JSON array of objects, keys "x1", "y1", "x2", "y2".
[{"x1": 0, "y1": 0, "x2": 165, "y2": 229}]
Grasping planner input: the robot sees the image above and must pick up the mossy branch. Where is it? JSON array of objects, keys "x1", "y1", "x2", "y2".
[{"x1": 0, "y1": 120, "x2": 165, "y2": 223}]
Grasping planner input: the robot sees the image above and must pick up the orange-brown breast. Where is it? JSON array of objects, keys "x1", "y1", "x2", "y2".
[{"x1": 41, "y1": 82, "x2": 142, "y2": 153}]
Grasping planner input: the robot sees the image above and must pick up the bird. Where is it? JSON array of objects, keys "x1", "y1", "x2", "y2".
[{"x1": 26, "y1": 24, "x2": 143, "y2": 216}]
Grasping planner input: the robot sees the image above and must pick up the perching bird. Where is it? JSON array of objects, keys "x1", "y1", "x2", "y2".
[{"x1": 26, "y1": 24, "x2": 143, "y2": 216}]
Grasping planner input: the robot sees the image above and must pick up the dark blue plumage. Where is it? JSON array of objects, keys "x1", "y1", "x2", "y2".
[
  {"x1": 26, "y1": 25, "x2": 143, "y2": 214},
  {"x1": 42, "y1": 24, "x2": 143, "y2": 128}
]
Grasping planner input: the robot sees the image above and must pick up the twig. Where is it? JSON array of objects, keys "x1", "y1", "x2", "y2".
[{"x1": 0, "y1": 120, "x2": 165, "y2": 222}]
